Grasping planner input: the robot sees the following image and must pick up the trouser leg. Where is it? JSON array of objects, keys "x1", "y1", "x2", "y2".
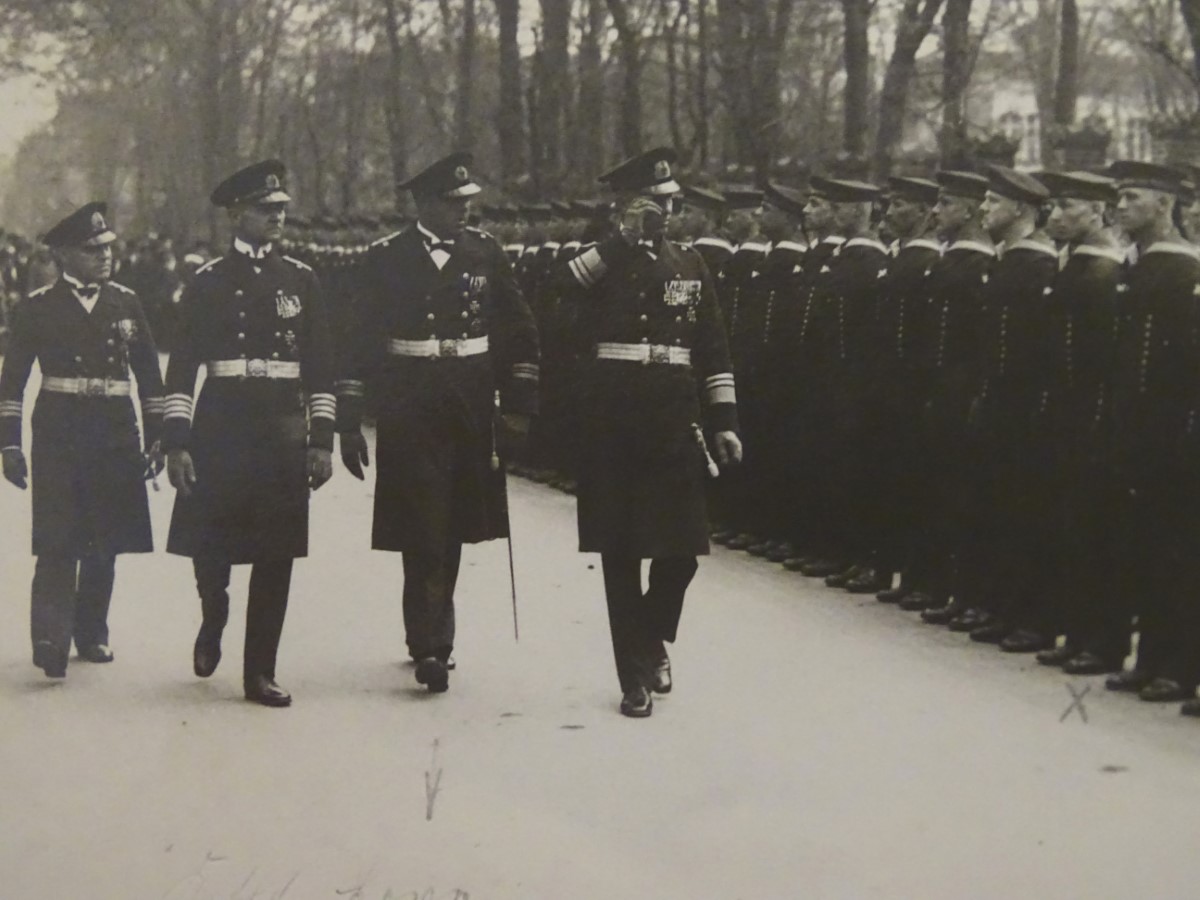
[
  {"x1": 402, "y1": 544, "x2": 462, "y2": 660},
  {"x1": 192, "y1": 556, "x2": 232, "y2": 643},
  {"x1": 31, "y1": 555, "x2": 77, "y2": 656},
  {"x1": 73, "y1": 553, "x2": 116, "y2": 649},
  {"x1": 601, "y1": 554, "x2": 650, "y2": 693},
  {"x1": 244, "y1": 559, "x2": 293, "y2": 682},
  {"x1": 646, "y1": 557, "x2": 699, "y2": 644}
]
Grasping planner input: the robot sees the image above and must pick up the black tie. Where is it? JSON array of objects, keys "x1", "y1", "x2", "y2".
[
  {"x1": 76, "y1": 285, "x2": 99, "y2": 301},
  {"x1": 429, "y1": 240, "x2": 455, "y2": 253}
]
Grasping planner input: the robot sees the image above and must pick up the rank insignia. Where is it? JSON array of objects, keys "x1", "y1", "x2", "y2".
[
  {"x1": 663, "y1": 279, "x2": 701, "y2": 307},
  {"x1": 117, "y1": 318, "x2": 138, "y2": 341}
]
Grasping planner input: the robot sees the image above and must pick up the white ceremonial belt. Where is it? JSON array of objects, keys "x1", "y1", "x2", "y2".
[
  {"x1": 206, "y1": 359, "x2": 301, "y2": 379},
  {"x1": 595, "y1": 342, "x2": 692, "y2": 365},
  {"x1": 388, "y1": 336, "x2": 490, "y2": 359},
  {"x1": 41, "y1": 376, "x2": 131, "y2": 397}
]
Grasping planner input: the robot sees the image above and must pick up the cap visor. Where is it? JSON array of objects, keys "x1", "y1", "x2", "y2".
[
  {"x1": 445, "y1": 183, "x2": 482, "y2": 198},
  {"x1": 84, "y1": 231, "x2": 118, "y2": 247},
  {"x1": 647, "y1": 179, "x2": 681, "y2": 195},
  {"x1": 255, "y1": 190, "x2": 292, "y2": 205}
]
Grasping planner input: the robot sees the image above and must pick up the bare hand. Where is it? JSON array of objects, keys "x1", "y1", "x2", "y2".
[
  {"x1": 339, "y1": 430, "x2": 370, "y2": 480},
  {"x1": 308, "y1": 447, "x2": 333, "y2": 490},
  {"x1": 498, "y1": 413, "x2": 531, "y2": 457},
  {"x1": 2, "y1": 447, "x2": 27, "y2": 490},
  {"x1": 714, "y1": 431, "x2": 743, "y2": 467},
  {"x1": 167, "y1": 449, "x2": 197, "y2": 498}
]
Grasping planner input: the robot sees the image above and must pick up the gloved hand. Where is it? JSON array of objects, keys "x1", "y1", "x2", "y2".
[
  {"x1": 714, "y1": 431, "x2": 743, "y2": 467},
  {"x1": 167, "y1": 449, "x2": 197, "y2": 498},
  {"x1": 307, "y1": 447, "x2": 333, "y2": 490},
  {"x1": 618, "y1": 197, "x2": 667, "y2": 244},
  {"x1": 143, "y1": 439, "x2": 165, "y2": 480},
  {"x1": 497, "y1": 413, "x2": 531, "y2": 458},
  {"x1": 2, "y1": 447, "x2": 27, "y2": 489},
  {"x1": 339, "y1": 430, "x2": 370, "y2": 480}
]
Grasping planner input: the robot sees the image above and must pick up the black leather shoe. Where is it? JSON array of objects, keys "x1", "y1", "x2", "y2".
[
  {"x1": 1105, "y1": 669, "x2": 1152, "y2": 693},
  {"x1": 244, "y1": 675, "x2": 292, "y2": 707},
  {"x1": 1180, "y1": 699, "x2": 1200, "y2": 717},
  {"x1": 1062, "y1": 652, "x2": 1120, "y2": 676},
  {"x1": 1000, "y1": 630, "x2": 1052, "y2": 653},
  {"x1": 725, "y1": 533, "x2": 759, "y2": 551},
  {"x1": 921, "y1": 603, "x2": 961, "y2": 624},
  {"x1": 1036, "y1": 644, "x2": 1077, "y2": 667},
  {"x1": 899, "y1": 591, "x2": 941, "y2": 611},
  {"x1": 77, "y1": 643, "x2": 114, "y2": 663},
  {"x1": 33, "y1": 640, "x2": 67, "y2": 678},
  {"x1": 1139, "y1": 677, "x2": 1189, "y2": 703},
  {"x1": 969, "y1": 620, "x2": 1011, "y2": 643},
  {"x1": 193, "y1": 634, "x2": 222, "y2": 678},
  {"x1": 620, "y1": 686, "x2": 653, "y2": 718},
  {"x1": 824, "y1": 565, "x2": 862, "y2": 588},
  {"x1": 948, "y1": 609, "x2": 987, "y2": 632},
  {"x1": 846, "y1": 571, "x2": 892, "y2": 594},
  {"x1": 415, "y1": 657, "x2": 450, "y2": 693},
  {"x1": 747, "y1": 540, "x2": 775, "y2": 557},
  {"x1": 765, "y1": 543, "x2": 796, "y2": 563},
  {"x1": 710, "y1": 529, "x2": 736, "y2": 545},
  {"x1": 648, "y1": 643, "x2": 671, "y2": 694},
  {"x1": 800, "y1": 559, "x2": 847, "y2": 578},
  {"x1": 781, "y1": 556, "x2": 815, "y2": 571}
]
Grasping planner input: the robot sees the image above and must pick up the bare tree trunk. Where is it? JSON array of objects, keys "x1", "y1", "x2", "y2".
[
  {"x1": 455, "y1": 0, "x2": 477, "y2": 150},
  {"x1": 841, "y1": 0, "x2": 870, "y2": 157},
  {"x1": 940, "y1": 0, "x2": 973, "y2": 167},
  {"x1": 695, "y1": 0, "x2": 710, "y2": 168},
  {"x1": 380, "y1": 0, "x2": 409, "y2": 209},
  {"x1": 606, "y1": 0, "x2": 643, "y2": 157},
  {"x1": 576, "y1": 0, "x2": 607, "y2": 183},
  {"x1": 494, "y1": 0, "x2": 524, "y2": 182},
  {"x1": 1054, "y1": 0, "x2": 1079, "y2": 126},
  {"x1": 663, "y1": 0, "x2": 685, "y2": 154},
  {"x1": 539, "y1": 0, "x2": 571, "y2": 184},
  {"x1": 1180, "y1": 0, "x2": 1200, "y2": 85},
  {"x1": 872, "y1": 0, "x2": 944, "y2": 177}
]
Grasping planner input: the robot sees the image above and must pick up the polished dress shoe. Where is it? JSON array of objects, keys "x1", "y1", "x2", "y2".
[
  {"x1": 77, "y1": 643, "x2": 114, "y2": 663},
  {"x1": 1062, "y1": 652, "x2": 1119, "y2": 676},
  {"x1": 900, "y1": 591, "x2": 941, "y2": 612},
  {"x1": 747, "y1": 540, "x2": 775, "y2": 557},
  {"x1": 920, "y1": 602, "x2": 961, "y2": 624},
  {"x1": 876, "y1": 586, "x2": 910, "y2": 604},
  {"x1": 620, "y1": 686, "x2": 653, "y2": 718},
  {"x1": 648, "y1": 643, "x2": 671, "y2": 694},
  {"x1": 193, "y1": 634, "x2": 222, "y2": 678},
  {"x1": 800, "y1": 559, "x2": 847, "y2": 578},
  {"x1": 244, "y1": 675, "x2": 292, "y2": 707},
  {"x1": 1180, "y1": 698, "x2": 1200, "y2": 717},
  {"x1": 765, "y1": 543, "x2": 796, "y2": 563},
  {"x1": 999, "y1": 630, "x2": 1052, "y2": 653},
  {"x1": 1105, "y1": 669, "x2": 1152, "y2": 693},
  {"x1": 33, "y1": 640, "x2": 67, "y2": 679},
  {"x1": 947, "y1": 608, "x2": 987, "y2": 632},
  {"x1": 1036, "y1": 644, "x2": 1077, "y2": 667},
  {"x1": 968, "y1": 620, "x2": 1011, "y2": 643},
  {"x1": 846, "y1": 570, "x2": 892, "y2": 594},
  {"x1": 710, "y1": 529, "x2": 736, "y2": 545},
  {"x1": 415, "y1": 656, "x2": 450, "y2": 693},
  {"x1": 781, "y1": 555, "x2": 815, "y2": 572},
  {"x1": 825, "y1": 565, "x2": 862, "y2": 588},
  {"x1": 725, "y1": 533, "x2": 759, "y2": 551},
  {"x1": 445, "y1": 656, "x2": 457, "y2": 671},
  {"x1": 1139, "y1": 677, "x2": 1189, "y2": 703}
]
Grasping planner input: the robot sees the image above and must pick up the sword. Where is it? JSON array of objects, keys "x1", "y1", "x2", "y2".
[
  {"x1": 493, "y1": 391, "x2": 519, "y2": 641},
  {"x1": 691, "y1": 423, "x2": 720, "y2": 478}
]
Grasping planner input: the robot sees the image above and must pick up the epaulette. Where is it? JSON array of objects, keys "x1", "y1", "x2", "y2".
[
  {"x1": 108, "y1": 280, "x2": 136, "y2": 294},
  {"x1": 27, "y1": 284, "x2": 52, "y2": 298},
  {"x1": 282, "y1": 255, "x2": 314, "y2": 272},
  {"x1": 371, "y1": 230, "x2": 404, "y2": 248},
  {"x1": 465, "y1": 225, "x2": 496, "y2": 241},
  {"x1": 195, "y1": 256, "x2": 225, "y2": 275}
]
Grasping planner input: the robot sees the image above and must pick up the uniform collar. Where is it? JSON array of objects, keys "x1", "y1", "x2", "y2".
[
  {"x1": 900, "y1": 238, "x2": 943, "y2": 254},
  {"x1": 233, "y1": 237, "x2": 273, "y2": 260},
  {"x1": 946, "y1": 239, "x2": 996, "y2": 257},
  {"x1": 843, "y1": 236, "x2": 889, "y2": 254},
  {"x1": 1070, "y1": 244, "x2": 1126, "y2": 264},
  {"x1": 1142, "y1": 241, "x2": 1200, "y2": 261}
]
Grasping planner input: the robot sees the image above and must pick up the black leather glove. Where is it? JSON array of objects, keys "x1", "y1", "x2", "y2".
[
  {"x1": 339, "y1": 430, "x2": 370, "y2": 480},
  {"x1": 2, "y1": 447, "x2": 27, "y2": 490}
]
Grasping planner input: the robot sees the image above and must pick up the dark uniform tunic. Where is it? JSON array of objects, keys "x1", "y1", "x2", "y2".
[
  {"x1": 1029, "y1": 243, "x2": 1125, "y2": 655},
  {"x1": 559, "y1": 235, "x2": 738, "y2": 558},
  {"x1": 1107, "y1": 242, "x2": 1200, "y2": 687},
  {"x1": 0, "y1": 278, "x2": 164, "y2": 557},
  {"x1": 163, "y1": 247, "x2": 336, "y2": 563}
]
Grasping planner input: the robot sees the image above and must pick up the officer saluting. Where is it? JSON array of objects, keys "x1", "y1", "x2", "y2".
[
  {"x1": 336, "y1": 152, "x2": 539, "y2": 694},
  {"x1": 163, "y1": 160, "x2": 336, "y2": 708},
  {"x1": 0, "y1": 203, "x2": 165, "y2": 678},
  {"x1": 556, "y1": 147, "x2": 742, "y2": 717}
]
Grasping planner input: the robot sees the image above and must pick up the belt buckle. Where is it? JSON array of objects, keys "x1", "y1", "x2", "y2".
[
  {"x1": 649, "y1": 345, "x2": 669, "y2": 364},
  {"x1": 246, "y1": 359, "x2": 269, "y2": 377},
  {"x1": 84, "y1": 378, "x2": 107, "y2": 397},
  {"x1": 438, "y1": 339, "x2": 459, "y2": 358}
]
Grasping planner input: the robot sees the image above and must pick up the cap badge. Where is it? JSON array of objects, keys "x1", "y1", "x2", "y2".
[
  {"x1": 91, "y1": 212, "x2": 106, "y2": 230},
  {"x1": 265, "y1": 174, "x2": 281, "y2": 190},
  {"x1": 455, "y1": 166, "x2": 469, "y2": 182},
  {"x1": 654, "y1": 160, "x2": 671, "y2": 180}
]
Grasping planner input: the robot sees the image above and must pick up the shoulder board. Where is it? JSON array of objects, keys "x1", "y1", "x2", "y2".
[
  {"x1": 27, "y1": 284, "x2": 53, "y2": 298},
  {"x1": 370, "y1": 230, "x2": 404, "y2": 248},
  {"x1": 282, "y1": 255, "x2": 314, "y2": 272},
  {"x1": 107, "y1": 280, "x2": 136, "y2": 295},
  {"x1": 195, "y1": 256, "x2": 225, "y2": 275},
  {"x1": 465, "y1": 226, "x2": 497, "y2": 242}
]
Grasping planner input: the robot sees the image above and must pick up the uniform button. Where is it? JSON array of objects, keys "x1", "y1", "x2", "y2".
[
  {"x1": 74, "y1": 355, "x2": 83, "y2": 363},
  {"x1": 239, "y1": 352, "x2": 247, "y2": 359},
  {"x1": 674, "y1": 338, "x2": 682, "y2": 345},
  {"x1": 235, "y1": 290, "x2": 244, "y2": 297},
  {"x1": 639, "y1": 314, "x2": 648, "y2": 322},
  {"x1": 237, "y1": 333, "x2": 245, "y2": 340},
  {"x1": 429, "y1": 334, "x2": 437, "y2": 341},
  {"x1": 427, "y1": 313, "x2": 435, "y2": 321},
  {"x1": 106, "y1": 338, "x2": 115, "y2": 346},
  {"x1": 461, "y1": 332, "x2": 468, "y2": 339},
  {"x1": 239, "y1": 311, "x2": 246, "y2": 319},
  {"x1": 638, "y1": 292, "x2": 646, "y2": 299},
  {"x1": 462, "y1": 311, "x2": 469, "y2": 319},
  {"x1": 274, "y1": 331, "x2": 281, "y2": 338},
  {"x1": 675, "y1": 316, "x2": 682, "y2": 323},
  {"x1": 107, "y1": 357, "x2": 115, "y2": 364},
  {"x1": 640, "y1": 337, "x2": 649, "y2": 344},
  {"x1": 272, "y1": 352, "x2": 280, "y2": 360}
]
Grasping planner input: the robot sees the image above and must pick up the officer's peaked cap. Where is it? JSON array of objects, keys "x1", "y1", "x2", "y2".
[
  {"x1": 936, "y1": 170, "x2": 989, "y2": 200},
  {"x1": 598, "y1": 147, "x2": 680, "y2": 195},
  {"x1": 211, "y1": 159, "x2": 291, "y2": 208},
  {"x1": 1107, "y1": 160, "x2": 1189, "y2": 196},
  {"x1": 986, "y1": 165, "x2": 1049, "y2": 204},
  {"x1": 1037, "y1": 171, "x2": 1118, "y2": 203},
  {"x1": 763, "y1": 182, "x2": 808, "y2": 217},
  {"x1": 43, "y1": 201, "x2": 117, "y2": 248},
  {"x1": 401, "y1": 152, "x2": 482, "y2": 199},
  {"x1": 887, "y1": 176, "x2": 940, "y2": 205}
]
